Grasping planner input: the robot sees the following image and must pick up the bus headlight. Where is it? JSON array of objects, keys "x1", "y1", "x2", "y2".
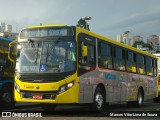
[
  {"x1": 59, "y1": 81, "x2": 74, "y2": 93},
  {"x1": 15, "y1": 83, "x2": 20, "y2": 93},
  {"x1": 59, "y1": 85, "x2": 67, "y2": 93},
  {"x1": 67, "y1": 82, "x2": 74, "y2": 88}
]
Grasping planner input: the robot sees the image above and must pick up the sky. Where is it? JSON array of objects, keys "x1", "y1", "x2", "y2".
[{"x1": 1, "y1": 0, "x2": 160, "y2": 41}]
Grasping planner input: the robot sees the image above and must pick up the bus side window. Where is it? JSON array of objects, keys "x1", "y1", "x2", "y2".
[
  {"x1": 152, "y1": 59, "x2": 157, "y2": 76},
  {"x1": 136, "y1": 54, "x2": 145, "y2": 74},
  {"x1": 113, "y1": 47, "x2": 125, "y2": 71},
  {"x1": 98, "y1": 41, "x2": 112, "y2": 69},
  {"x1": 126, "y1": 51, "x2": 136, "y2": 73},
  {"x1": 146, "y1": 57, "x2": 153, "y2": 76},
  {"x1": 78, "y1": 42, "x2": 96, "y2": 66}
]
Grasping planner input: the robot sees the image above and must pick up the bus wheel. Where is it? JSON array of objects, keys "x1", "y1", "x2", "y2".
[
  {"x1": 41, "y1": 103, "x2": 56, "y2": 111},
  {"x1": 135, "y1": 88, "x2": 143, "y2": 107},
  {"x1": 0, "y1": 86, "x2": 15, "y2": 109},
  {"x1": 153, "y1": 97, "x2": 160, "y2": 103},
  {"x1": 90, "y1": 87, "x2": 105, "y2": 112}
]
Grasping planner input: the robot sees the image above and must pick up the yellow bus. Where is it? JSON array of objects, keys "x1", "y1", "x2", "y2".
[{"x1": 8, "y1": 24, "x2": 158, "y2": 111}]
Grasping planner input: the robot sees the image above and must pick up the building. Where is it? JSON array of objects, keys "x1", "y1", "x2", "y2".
[
  {"x1": 0, "y1": 32, "x2": 18, "y2": 40},
  {"x1": 0, "y1": 22, "x2": 6, "y2": 32},
  {"x1": 5, "y1": 24, "x2": 12, "y2": 32},
  {"x1": 133, "y1": 35, "x2": 143, "y2": 43},
  {"x1": 116, "y1": 31, "x2": 133, "y2": 46},
  {"x1": 123, "y1": 31, "x2": 133, "y2": 46},
  {"x1": 116, "y1": 34, "x2": 123, "y2": 43},
  {"x1": 0, "y1": 22, "x2": 18, "y2": 40},
  {"x1": 0, "y1": 22, "x2": 12, "y2": 32},
  {"x1": 147, "y1": 35, "x2": 160, "y2": 51}
]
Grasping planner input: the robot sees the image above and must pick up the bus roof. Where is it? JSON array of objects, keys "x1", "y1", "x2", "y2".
[
  {"x1": 27, "y1": 24, "x2": 68, "y2": 29},
  {"x1": 0, "y1": 37, "x2": 13, "y2": 42}
]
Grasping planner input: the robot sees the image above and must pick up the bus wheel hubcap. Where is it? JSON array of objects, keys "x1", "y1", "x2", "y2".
[
  {"x1": 138, "y1": 93, "x2": 142, "y2": 105},
  {"x1": 95, "y1": 93, "x2": 103, "y2": 109},
  {"x1": 3, "y1": 93, "x2": 11, "y2": 103}
]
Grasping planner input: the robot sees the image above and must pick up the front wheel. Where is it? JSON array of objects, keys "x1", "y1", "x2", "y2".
[
  {"x1": 89, "y1": 87, "x2": 105, "y2": 112},
  {"x1": 0, "y1": 86, "x2": 15, "y2": 109}
]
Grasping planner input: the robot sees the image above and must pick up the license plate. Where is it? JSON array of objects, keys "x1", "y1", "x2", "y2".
[{"x1": 32, "y1": 94, "x2": 43, "y2": 100}]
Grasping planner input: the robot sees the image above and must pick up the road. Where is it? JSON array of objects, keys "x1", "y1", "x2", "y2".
[{"x1": 0, "y1": 100, "x2": 160, "y2": 120}]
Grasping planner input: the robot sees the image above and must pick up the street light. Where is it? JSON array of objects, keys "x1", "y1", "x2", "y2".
[
  {"x1": 77, "y1": 16, "x2": 92, "y2": 31},
  {"x1": 81, "y1": 16, "x2": 92, "y2": 20}
]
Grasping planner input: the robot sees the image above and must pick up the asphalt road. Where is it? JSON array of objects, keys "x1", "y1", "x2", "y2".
[{"x1": 0, "y1": 100, "x2": 160, "y2": 120}]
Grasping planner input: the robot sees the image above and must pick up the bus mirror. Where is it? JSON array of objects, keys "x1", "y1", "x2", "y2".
[{"x1": 8, "y1": 40, "x2": 18, "y2": 63}]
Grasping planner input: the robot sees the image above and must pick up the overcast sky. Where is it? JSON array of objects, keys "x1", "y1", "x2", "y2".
[{"x1": 1, "y1": 0, "x2": 160, "y2": 40}]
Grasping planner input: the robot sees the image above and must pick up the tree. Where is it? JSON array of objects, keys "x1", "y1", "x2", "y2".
[
  {"x1": 132, "y1": 41, "x2": 144, "y2": 48},
  {"x1": 132, "y1": 41, "x2": 153, "y2": 50}
]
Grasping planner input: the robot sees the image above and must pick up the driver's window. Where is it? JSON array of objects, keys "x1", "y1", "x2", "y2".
[{"x1": 78, "y1": 41, "x2": 96, "y2": 66}]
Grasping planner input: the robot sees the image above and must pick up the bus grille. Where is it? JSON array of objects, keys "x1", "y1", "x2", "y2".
[
  {"x1": 15, "y1": 72, "x2": 75, "y2": 82},
  {"x1": 21, "y1": 91, "x2": 58, "y2": 100}
]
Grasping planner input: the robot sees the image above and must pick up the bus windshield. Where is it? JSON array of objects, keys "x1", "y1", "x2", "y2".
[{"x1": 15, "y1": 40, "x2": 76, "y2": 73}]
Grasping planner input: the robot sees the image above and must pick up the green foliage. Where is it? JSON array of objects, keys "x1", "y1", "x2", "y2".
[{"x1": 132, "y1": 41, "x2": 153, "y2": 50}]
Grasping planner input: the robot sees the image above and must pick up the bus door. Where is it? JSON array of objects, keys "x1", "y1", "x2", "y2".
[{"x1": 78, "y1": 34, "x2": 96, "y2": 103}]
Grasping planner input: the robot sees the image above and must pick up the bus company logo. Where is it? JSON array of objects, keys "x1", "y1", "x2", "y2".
[
  {"x1": 2, "y1": 112, "x2": 11, "y2": 117},
  {"x1": 36, "y1": 86, "x2": 40, "y2": 90}
]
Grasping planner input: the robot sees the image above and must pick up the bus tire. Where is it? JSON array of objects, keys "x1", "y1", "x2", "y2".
[
  {"x1": 127, "y1": 88, "x2": 143, "y2": 107},
  {"x1": 135, "y1": 88, "x2": 143, "y2": 107},
  {"x1": 40, "y1": 103, "x2": 56, "y2": 111},
  {"x1": 0, "y1": 86, "x2": 15, "y2": 109},
  {"x1": 89, "y1": 87, "x2": 105, "y2": 112},
  {"x1": 153, "y1": 97, "x2": 160, "y2": 103}
]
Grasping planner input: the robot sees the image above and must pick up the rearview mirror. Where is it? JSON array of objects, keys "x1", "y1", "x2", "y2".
[{"x1": 8, "y1": 40, "x2": 18, "y2": 63}]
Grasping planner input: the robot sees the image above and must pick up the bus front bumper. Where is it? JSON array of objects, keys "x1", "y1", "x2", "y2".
[{"x1": 14, "y1": 83, "x2": 79, "y2": 104}]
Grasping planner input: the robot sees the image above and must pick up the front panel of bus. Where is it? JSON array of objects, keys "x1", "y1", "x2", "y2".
[{"x1": 14, "y1": 26, "x2": 80, "y2": 103}]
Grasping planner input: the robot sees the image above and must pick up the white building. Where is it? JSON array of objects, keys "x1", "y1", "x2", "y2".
[
  {"x1": 1, "y1": 22, "x2": 5, "y2": 32},
  {"x1": 147, "y1": 35, "x2": 160, "y2": 51},
  {"x1": 5, "y1": 24, "x2": 12, "y2": 32},
  {"x1": 116, "y1": 31, "x2": 133, "y2": 46},
  {"x1": 0, "y1": 22, "x2": 17, "y2": 40},
  {"x1": 0, "y1": 22, "x2": 12, "y2": 32},
  {"x1": 116, "y1": 34, "x2": 123, "y2": 43},
  {"x1": 123, "y1": 31, "x2": 133, "y2": 46}
]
